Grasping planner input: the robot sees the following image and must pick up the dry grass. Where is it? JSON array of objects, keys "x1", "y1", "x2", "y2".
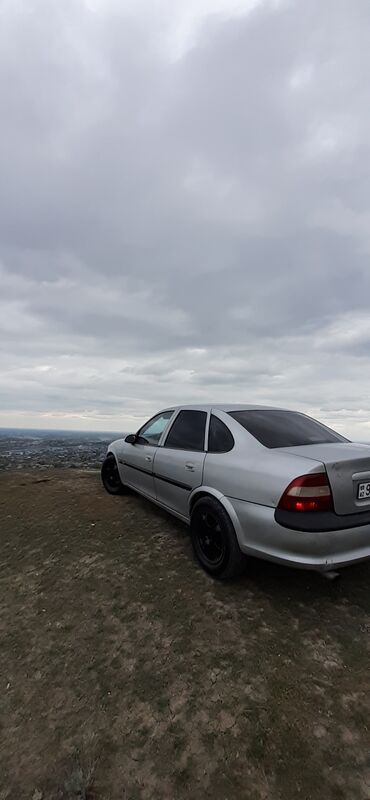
[{"x1": 1, "y1": 469, "x2": 370, "y2": 799}]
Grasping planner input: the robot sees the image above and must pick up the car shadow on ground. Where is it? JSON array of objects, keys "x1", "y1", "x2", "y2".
[
  {"x1": 243, "y1": 556, "x2": 370, "y2": 609},
  {"x1": 130, "y1": 489, "x2": 370, "y2": 614}
]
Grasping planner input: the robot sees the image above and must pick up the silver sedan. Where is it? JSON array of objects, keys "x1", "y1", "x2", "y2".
[{"x1": 101, "y1": 405, "x2": 370, "y2": 579}]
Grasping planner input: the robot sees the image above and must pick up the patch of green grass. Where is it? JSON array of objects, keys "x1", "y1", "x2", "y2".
[
  {"x1": 174, "y1": 763, "x2": 193, "y2": 789},
  {"x1": 246, "y1": 708, "x2": 270, "y2": 762},
  {"x1": 131, "y1": 725, "x2": 151, "y2": 749},
  {"x1": 62, "y1": 752, "x2": 96, "y2": 800}
]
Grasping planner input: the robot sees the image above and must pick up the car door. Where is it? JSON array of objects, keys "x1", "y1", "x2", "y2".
[
  {"x1": 153, "y1": 409, "x2": 208, "y2": 517},
  {"x1": 120, "y1": 410, "x2": 174, "y2": 499}
]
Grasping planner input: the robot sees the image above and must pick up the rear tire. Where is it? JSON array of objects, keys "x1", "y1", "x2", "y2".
[
  {"x1": 190, "y1": 497, "x2": 248, "y2": 579},
  {"x1": 101, "y1": 454, "x2": 126, "y2": 495}
]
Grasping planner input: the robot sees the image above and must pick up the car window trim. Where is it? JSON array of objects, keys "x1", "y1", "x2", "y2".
[
  {"x1": 162, "y1": 409, "x2": 209, "y2": 452},
  {"x1": 204, "y1": 411, "x2": 210, "y2": 453}
]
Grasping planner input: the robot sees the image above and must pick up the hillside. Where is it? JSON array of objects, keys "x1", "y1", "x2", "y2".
[{"x1": 1, "y1": 469, "x2": 370, "y2": 800}]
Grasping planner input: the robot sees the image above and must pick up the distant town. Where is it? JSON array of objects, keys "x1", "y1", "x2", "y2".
[{"x1": 0, "y1": 428, "x2": 121, "y2": 471}]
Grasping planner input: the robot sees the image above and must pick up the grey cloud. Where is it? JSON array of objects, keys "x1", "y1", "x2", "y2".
[{"x1": 1, "y1": 0, "x2": 370, "y2": 435}]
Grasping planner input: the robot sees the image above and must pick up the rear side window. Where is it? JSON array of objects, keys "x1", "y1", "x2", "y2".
[
  {"x1": 228, "y1": 410, "x2": 348, "y2": 449},
  {"x1": 164, "y1": 410, "x2": 207, "y2": 452},
  {"x1": 208, "y1": 415, "x2": 234, "y2": 453}
]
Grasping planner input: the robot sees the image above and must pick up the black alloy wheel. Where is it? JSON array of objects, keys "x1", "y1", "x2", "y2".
[
  {"x1": 101, "y1": 454, "x2": 125, "y2": 495},
  {"x1": 190, "y1": 496, "x2": 247, "y2": 579}
]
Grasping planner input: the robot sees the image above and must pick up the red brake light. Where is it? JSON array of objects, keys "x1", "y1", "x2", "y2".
[{"x1": 278, "y1": 473, "x2": 333, "y2": 512}]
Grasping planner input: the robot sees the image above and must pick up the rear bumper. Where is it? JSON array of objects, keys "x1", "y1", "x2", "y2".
[{"x1": 226, "y1": 497, "x2": 370, "y2": 571}]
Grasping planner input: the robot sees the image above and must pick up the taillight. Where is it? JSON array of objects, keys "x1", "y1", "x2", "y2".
[{"x1": 278, "y1": 473, "x2": 333, "y2": 512}]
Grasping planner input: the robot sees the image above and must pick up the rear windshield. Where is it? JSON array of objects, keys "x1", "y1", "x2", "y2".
[{"x1": 228, "y1": 410, "x2": 349, "y2": 449}]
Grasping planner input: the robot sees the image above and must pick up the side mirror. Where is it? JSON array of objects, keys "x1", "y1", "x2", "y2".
[{"x1": 125, "y1": 433, "x2": 137, "y2": 444}]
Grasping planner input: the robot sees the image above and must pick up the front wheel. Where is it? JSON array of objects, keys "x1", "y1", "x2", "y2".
[
  {"x1": 190, "y1": 497, "x2": 248, "y2": 579},
  {"x1": 101, "y1": 454, "x2": 126, "y2": 495}
]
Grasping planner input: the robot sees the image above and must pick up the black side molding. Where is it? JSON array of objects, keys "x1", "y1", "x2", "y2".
[
  {"x1": 275, "y1": 507, "x2": 370, "y2": 533},
  {"x1": 120, "y1": 460, "x2": 151, "y2": 476},
  {"x1": 154, "y1": 473, "x2": 192, "y2": 492},
  {"x1": 121, "y1": 460, "x2": 192, "y2": 492}
]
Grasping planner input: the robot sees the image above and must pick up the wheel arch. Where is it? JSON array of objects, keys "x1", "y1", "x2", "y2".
[
  {"x1": 189, "y1": 486, "x2": 244, "y2": 543},
  {"x1": 103, "y1": 451, "x2": 119, "y2": 466},
  {"x1": 189, "y1": 486, "x2": 224, "y2": 514},
  {"x1": 105, "y1": 442, "x2": 121, "y2": 462}
]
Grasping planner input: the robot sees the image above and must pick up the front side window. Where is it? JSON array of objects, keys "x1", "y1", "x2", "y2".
[
  {"x1": 164, "y1": 410, "x2": 207, "y2": 452},
  {"x1": 208, "y1": 414, "x2": 234, "y2": 453},
  {"x1": 138, "y1": 410, "x2": 174, "y2": 445}
]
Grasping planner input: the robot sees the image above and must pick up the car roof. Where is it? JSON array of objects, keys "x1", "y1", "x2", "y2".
[{"x1": 161, "y1": 404, "x2": 290, "y2": 413}]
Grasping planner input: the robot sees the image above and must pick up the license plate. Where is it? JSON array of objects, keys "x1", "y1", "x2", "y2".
[{"x1": 358, "y1": 482, "x2": 370, "y2": 499}]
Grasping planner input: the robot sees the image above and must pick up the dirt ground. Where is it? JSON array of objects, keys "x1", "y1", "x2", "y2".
[{"x1": 1, "y1": 469, "x2": 370, "y2": 800}]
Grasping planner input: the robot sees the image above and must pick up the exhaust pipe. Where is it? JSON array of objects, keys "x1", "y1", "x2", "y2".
[{"x1": 322, "y1": 570, "x2": 340, "y2": 581}]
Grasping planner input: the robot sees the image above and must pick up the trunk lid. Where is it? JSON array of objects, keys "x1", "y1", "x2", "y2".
[{"x1": 277, "y1": 442, "x2": 370, "y2": 515}]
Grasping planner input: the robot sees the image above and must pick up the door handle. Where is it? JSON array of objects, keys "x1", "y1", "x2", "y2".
[
  {"x1": 185, "y1": 463, "x2": 195, "y2": 471},
  {"x1": 145, "y1": 456, "x2": 152, "y2": 462}
]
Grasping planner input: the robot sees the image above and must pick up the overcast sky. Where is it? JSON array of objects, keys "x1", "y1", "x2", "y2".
[{"x1": 1, "y1": 0, "x2": 370, "y2": 436}]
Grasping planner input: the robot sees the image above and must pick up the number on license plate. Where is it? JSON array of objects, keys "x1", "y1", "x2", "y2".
[{"x1": 358, "y1": 482, "x2": 370, "y2": 499}]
